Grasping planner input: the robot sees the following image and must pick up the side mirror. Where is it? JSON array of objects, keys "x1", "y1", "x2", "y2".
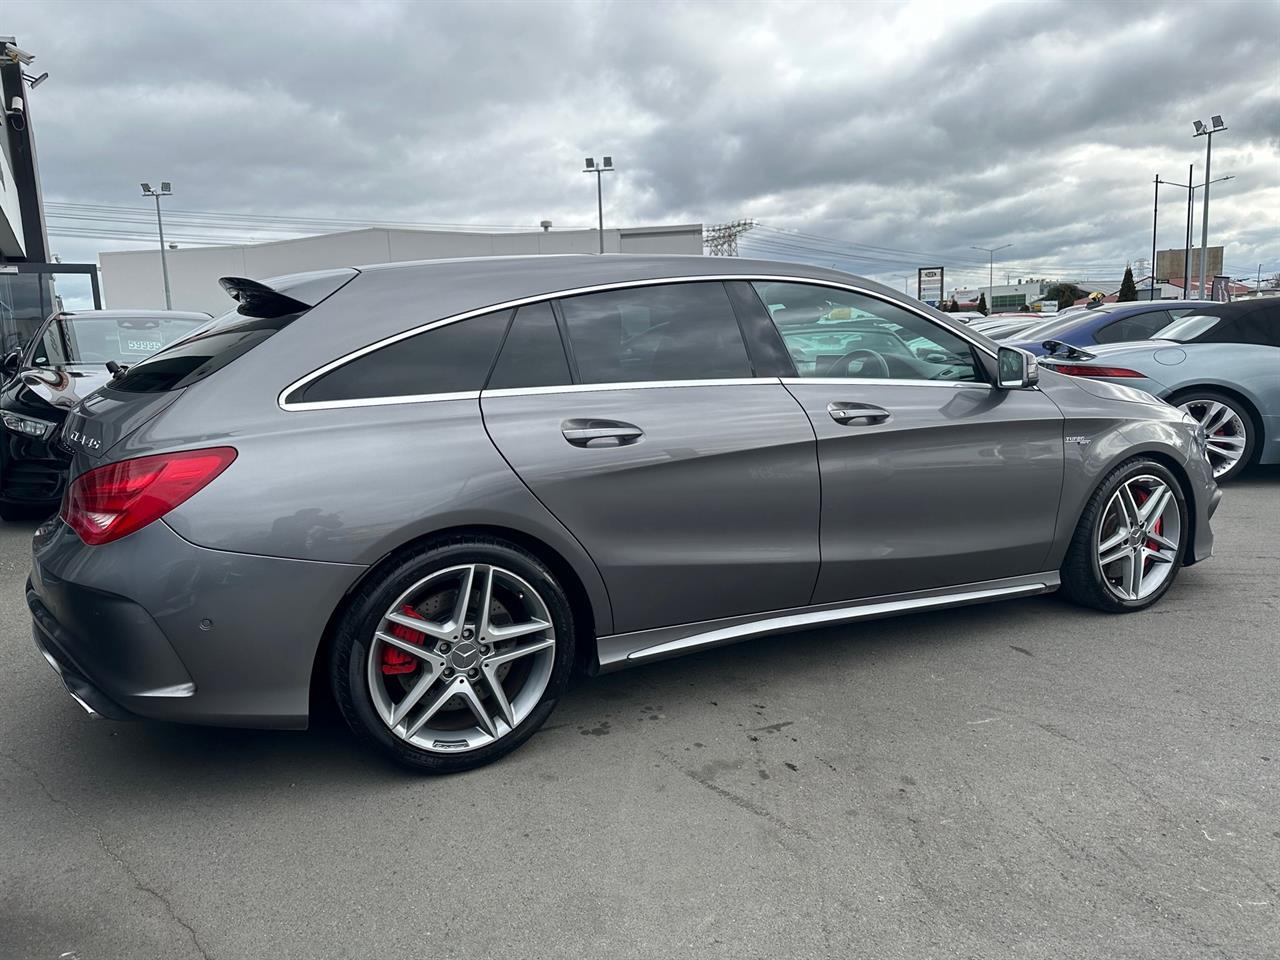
[
  {"x1": 996, "y1": 346, "x2": 1038, "y2": 389},
  {"x1": 1, "y1": 350, "x2": 21, "y2": 380}
]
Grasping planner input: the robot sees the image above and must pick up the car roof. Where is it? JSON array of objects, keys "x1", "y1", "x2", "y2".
[
  {"x1": 59, "y1": 309, "x2": 213, "y2": 321},
  {"x1": 338, "y1": 253, "x2": 874, "y2": 287}
]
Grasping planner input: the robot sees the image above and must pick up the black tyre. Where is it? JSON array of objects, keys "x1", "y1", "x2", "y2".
[
  {"x1": 1060, "y1": 458, "x2": 1188, "y2": 613},
  {"x1": 331, "y1": 536, "x2": 576, "y2": 773},
  {"x1": 1169, "y1": 390, "x2": 1255, "y2": 483}
]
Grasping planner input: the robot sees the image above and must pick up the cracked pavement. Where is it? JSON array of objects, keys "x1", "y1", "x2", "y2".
[{"x1": 2, "y1": 469, "x2": 1278, "y2": 959}]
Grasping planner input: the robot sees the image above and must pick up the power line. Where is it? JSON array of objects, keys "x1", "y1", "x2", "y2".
[{"x1": 45, "y1": 200, "x2": 575, "y2": 233}]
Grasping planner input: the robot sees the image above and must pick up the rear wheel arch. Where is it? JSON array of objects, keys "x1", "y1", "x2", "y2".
[
  {"x1": 1165, "y1": 384, "x2": 1265, "y2": 465},
  {"x1": 309, "y1": 524, "x2": 602, "y2": 722}
]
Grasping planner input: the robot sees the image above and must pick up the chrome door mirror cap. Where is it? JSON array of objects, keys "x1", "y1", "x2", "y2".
[{"x1": 996, "y1": 346, "x2": 1039, "y2": 390}]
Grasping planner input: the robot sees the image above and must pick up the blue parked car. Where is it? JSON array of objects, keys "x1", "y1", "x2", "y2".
[
  {"x1": 1004, "y1": 300, "x2": 1215, "y2": 356},
  {"x1": 1040, "y1": 298, "x2": 1280, "y2": 481}
]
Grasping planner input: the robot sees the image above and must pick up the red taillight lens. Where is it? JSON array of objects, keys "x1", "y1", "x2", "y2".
[
  {"x1": 61, "y1": 446, "x2": 237, "y2": 546},
  {"x1": 1045, "y1": 364, "x2": 1146, "y2": 378}
]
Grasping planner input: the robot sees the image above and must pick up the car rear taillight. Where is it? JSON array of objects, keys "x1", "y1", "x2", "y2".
[
  {"x1": 61, "y1": 446, "x2": 237, "y2": 545},
  {"x1": 1045, "y1": 364, "x2": 1146, "y2": 378}
]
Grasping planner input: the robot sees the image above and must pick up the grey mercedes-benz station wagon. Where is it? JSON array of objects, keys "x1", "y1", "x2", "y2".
[{"x1": 29, "y1": 256, "x2": 1220, "y2": 772}]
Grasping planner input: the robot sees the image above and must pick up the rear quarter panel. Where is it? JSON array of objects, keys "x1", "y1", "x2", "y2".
[
  {"x1": 1151, "y1": 344, "x2": 1280, "y2": 465},
  {"x1": 145, "y1": 397, "x2": 616, "y2": 636}
]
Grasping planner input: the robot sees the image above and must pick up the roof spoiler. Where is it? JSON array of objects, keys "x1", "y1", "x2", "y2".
[
  {"x1": 1042, "y1": 339, "x2": 1095, "y2": 361},
  {"x1": 219, "y1": 277, "x2": 313, "y2": 318}
]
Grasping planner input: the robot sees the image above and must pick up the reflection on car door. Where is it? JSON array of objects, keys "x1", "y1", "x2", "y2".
[
  {"x1": 748, "y1": 280, "x2": 1065, "y2": 602},
  {"x1": 481, "y1": 284, "x2": 820, "y2": 634},
  {"x1": 792, "y1": 378, "x2": 1064, "y2": 601}
]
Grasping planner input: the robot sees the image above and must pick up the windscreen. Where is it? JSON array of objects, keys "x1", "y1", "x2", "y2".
[{"x1": 31, "y1": 314, "x2": 207, "y2": 367}]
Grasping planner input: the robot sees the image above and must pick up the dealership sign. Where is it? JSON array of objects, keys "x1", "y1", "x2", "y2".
[{"x1": 917, "y1": 267, "x2": 944, "y2": 305}]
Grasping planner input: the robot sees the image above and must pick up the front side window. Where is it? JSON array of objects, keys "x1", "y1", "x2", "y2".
[
  {"x1": 289, "y1": 309, "x2": 511, "y2": 404},
  {"x1": 753, "y1": 282, "x2": 979, "y2": 382},
  {"x1": 557, "y1": 282, "x2": 752, "y2": 385}
]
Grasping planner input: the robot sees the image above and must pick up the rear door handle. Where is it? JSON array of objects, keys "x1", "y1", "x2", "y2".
[
  {"x1": 561, "y1": 418, "x2": 645, "y2": 447},
  {"x1": 827, "y1": 402, "x2": 891, "y2": 426}
]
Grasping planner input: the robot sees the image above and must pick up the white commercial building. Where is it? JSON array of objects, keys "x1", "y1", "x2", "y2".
[{"x1": 100, "y1": 223, "x2": 704, "y2": 315}]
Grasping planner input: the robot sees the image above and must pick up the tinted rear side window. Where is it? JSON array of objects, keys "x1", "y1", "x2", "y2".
[
  {"x1": 291, "y1": 310, "x2": 511, "y2": 404},
  {"x1": 487, "y1": 302, "x2": 572, "y2": 390},
  {"x1": 1093, "y1": 310, "x2": 1173, "y2": 344},
  {"x1": 558, "y1": 282, "x2": 752, "y2": 384},
  {"x1": 111, "y1": 311, "x2": 299, "y2": 393}
]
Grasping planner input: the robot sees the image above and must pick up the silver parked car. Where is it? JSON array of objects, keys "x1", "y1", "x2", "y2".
[
  {"x1": 1040, "y1": 299, "x2": 1280, "y2": 481},
  {"x1": 30, "y1": 256, "x2": 1219, "y2": 772}
]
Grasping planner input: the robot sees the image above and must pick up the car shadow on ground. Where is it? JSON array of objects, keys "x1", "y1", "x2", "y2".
[{"x1": 21, "y1": 592, "x2": 1103, "y2": 799}]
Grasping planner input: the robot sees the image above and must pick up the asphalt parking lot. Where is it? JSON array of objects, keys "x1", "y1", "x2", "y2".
[{"x1": 1, "y1": 471, "x2": 1277, "y2": 960}]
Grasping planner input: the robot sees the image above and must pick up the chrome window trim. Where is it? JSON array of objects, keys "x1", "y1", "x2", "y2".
[
  {"x1": 279, "y1": 273, "x2": 994, "y2": 412},
  {"x1": 484, "y1": 378, "x2": 768, "y2": 399},
  {"x1": 282, "y1": 390, "x2": 480, "y2": 412},
  {"x1": 780, "y1": 377, "x2": 991, "y2": 390}
]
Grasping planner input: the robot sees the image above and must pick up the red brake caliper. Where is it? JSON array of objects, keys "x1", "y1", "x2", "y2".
[{"x1": 381, "y1": 605, "x2": 427, "y2": 675}]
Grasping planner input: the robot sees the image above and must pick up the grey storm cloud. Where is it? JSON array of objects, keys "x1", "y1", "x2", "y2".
[{"x1": 8, "y1": 0, "x2": 1279, "y2": 287}]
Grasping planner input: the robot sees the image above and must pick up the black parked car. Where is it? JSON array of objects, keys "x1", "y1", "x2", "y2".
[{"x1": 0, "y1": 308, "x2": 210, "y2": 519}]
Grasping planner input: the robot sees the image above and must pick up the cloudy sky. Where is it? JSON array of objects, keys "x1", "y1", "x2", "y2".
[{"x1": 8, "y1": 0, "x2": 1280, "y2": 292}]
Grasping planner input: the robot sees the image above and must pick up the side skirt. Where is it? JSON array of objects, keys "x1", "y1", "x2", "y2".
[{"x1": 595, "y1": 571, "x2": 1060, "y2": 672}]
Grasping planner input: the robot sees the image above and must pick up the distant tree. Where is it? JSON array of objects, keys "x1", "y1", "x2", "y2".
[
  {"x1": 1044, "y1": 282, "x2": 1088, "y2": 311},
  {"x1": 1117, "y1": 266, "x2": 1138, "y2": 302},
  {"x1": 976, "y1": 292, "x2": 989, "y2": 316}
]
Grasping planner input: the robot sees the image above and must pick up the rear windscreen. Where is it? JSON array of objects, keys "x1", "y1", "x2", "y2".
[{"x1": 108, "y1": 309, "x2": 302, "y2": 393}]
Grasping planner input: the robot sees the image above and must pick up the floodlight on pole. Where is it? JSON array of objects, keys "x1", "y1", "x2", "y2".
[
  {"x1": 141, "y1": 180, "x2": 174, "y2": 309},
  {"x1": 1192, "y1": 115, "x2": 1227, "y2": 295},
  {"x1": 583, "y1": 155, "x2": 615, "y2": 254}
]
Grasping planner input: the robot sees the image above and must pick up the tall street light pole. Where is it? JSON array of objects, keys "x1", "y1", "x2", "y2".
[
  {"x1": 582, "y1": 156, "x2": 614, "y2": 254},
  {"x1": 1155, "y1": 170, "x2": 1232, "y2": 298},
  {"x1": 1150, "y1": 174, "x2": 1160, "y2": 300},
  {"x1": 1192, "y1": 116, "x2": 1226, "y2": 295},
  {"x1": 970, "y1": 243, "x2": 1012, "y2": 299},
  {"x1": 141, "y1": 180, "x2": 173, "y2": 309}
]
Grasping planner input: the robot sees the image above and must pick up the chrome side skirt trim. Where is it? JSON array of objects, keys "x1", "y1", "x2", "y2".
[{"x1": 595, "y1": 572, "x2": 1058, "y2": 671}]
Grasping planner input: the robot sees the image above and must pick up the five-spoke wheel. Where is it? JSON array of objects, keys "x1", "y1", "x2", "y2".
[
  {"x1": 333, "y1": 538, "x2": 574, "y2": 773},
  {"x1": 1095, "y1": 474, "x2": 1181, "y2": 602},
  {"x1": 369, "y1": 563, "x2": 556, "y2": 751},
  {"x1": 1061, "y1": 458, "x2": 1188, "y2": 612}
]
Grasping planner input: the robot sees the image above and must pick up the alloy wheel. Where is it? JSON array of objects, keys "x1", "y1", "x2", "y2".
[
  {"x1": 1095, "y1": 474, "x2": 1181, "y2": 602},
  {"x1": 1177, "y1": 399, "x2": 1248, "y2": 479},
  {"x1": 366, "y1": 563, "x2": 556, "y2": 753}
]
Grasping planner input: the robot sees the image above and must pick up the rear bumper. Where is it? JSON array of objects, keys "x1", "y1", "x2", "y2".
[{"x1": 28, "y1": 517, "x2": 366, "y2": 728}]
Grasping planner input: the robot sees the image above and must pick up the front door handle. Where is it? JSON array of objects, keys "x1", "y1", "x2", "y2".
[
  {"x1": 561, "y1": 418, "x2": 645, "y2": 447},
  {"x1": 827, "y1": 401, "x2": 891, "y2": 426}
]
